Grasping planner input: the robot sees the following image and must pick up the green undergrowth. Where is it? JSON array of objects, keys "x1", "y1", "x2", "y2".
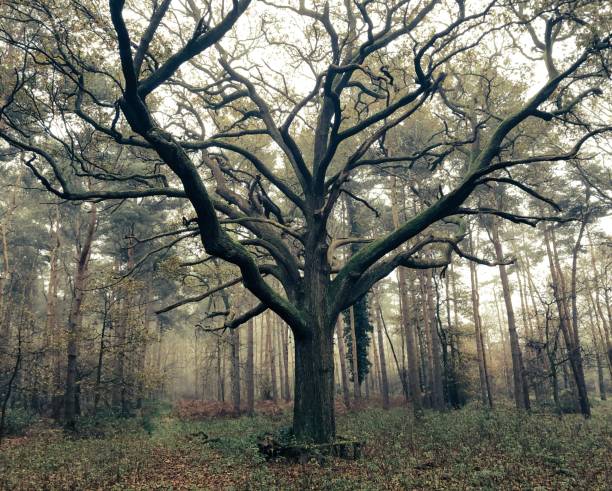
[{"x1": 0, "y1": 400, "x2": 610, "y2": 490}]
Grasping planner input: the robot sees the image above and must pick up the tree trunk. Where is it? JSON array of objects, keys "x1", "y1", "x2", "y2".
[
  {"x1": 293, "y1": 327, "x2": 335, "y2": 443},
  {"x1": 587, "y1": 287, "x2": 612, "y2": 381},
  {"x1": 397, "y1": 269, "x2": 420, "y2": 408},
  {"x1": 194, "y1": 330, "x2": 200, "y2": 400},
  {"x1": 587, "y1": 229, "x2": 612, "y2": 373},
  {"x1": 374, "y1": 298, "x2": 390, "y2": 409},
  {"x1": 277, "y1": 320, "x2": 286, "y2": 401},
  {"x1": 596, "y1": 351, "x2": 606, "y2": 401},
  {"x1": 216, "y1": 337, "x2": 224, "y2": 402},
  {"x1": 426, "y1": 271, "x2": 444, "y2": 409},
  {"x1": 493, "y1": 291, "x2": 512, "y2": 399},
  {"x1": 391, "y1": 180, "x2": 420, "y2": 406},
  {"x1": 567, "y1": 220, "x2": 591, "y2": 416},
  {"x1": 0, "y1": 179, "x2": 18, "y2": 349},
  {"x1": 489, "y1": 218, "x2": 530, "y2": 410},
  {"x1": 348, "y1": 306, "x2": 361, "y2": 400},
  {"x1": 468, "y1": 256, "x2": 493, "y2": 409},
  {"x1": 112, "y1": 238, "x2": 134, "y2": 416},
  {"x1": 369, "y1": 311, "x2": 382, "y2": 397},
  {"x1": 336, "y1": 318, "x2": 351, "y2": 409},
  {"x1": 65, "y1": 205, "x2": 97, "y2": 429},
  {"x1": 544, "y1": 225, "x2": 590, "y2": 417},
  {"x1": 265, "y1": 313, "x2": 278, "y2": 401},
  {"x1": 93, "y1": 293, "x2": 110, "y2": 415},
  {"x1": 281, "y1": 324, "x2": 291, "y2": 402},
  {"x1": 0, "y1": 328, "x2": 21, "y2": 446},
  {"x1": 230, "y1": 328, "x2": 241, "y2": 413},
  {"x1": 246, "y1": 316, "x2": 255, "y2": 415},
  {"x1": 522, "y1": 251, "x2": 550, "y2": 404},
  {"x1": 270, "y1": 316, "x2": 278, "y2": 402}
]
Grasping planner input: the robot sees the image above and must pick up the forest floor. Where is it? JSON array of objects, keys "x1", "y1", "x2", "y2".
[{"x1": 0, "y1": 399, "x2": 610, "y2": 490}]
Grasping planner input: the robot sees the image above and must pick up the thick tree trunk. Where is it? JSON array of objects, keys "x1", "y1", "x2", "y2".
[
  {"x1": 489, "y1": 218, "x2": 530, "y2": 410},
  {"x1": 293, "y1": 327, "x2": 335, "y2": 443}
]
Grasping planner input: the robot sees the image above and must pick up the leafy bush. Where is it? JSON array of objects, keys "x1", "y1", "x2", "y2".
[
  {"x1": 558, "y1": 389, "x2": 580, "y2": 413},
  {"x1": 74, "y1": 411, "x2": 144, "y2": 438},
  {"x1": 0, "y1": 407, "x2": 38, "y2": 436}
]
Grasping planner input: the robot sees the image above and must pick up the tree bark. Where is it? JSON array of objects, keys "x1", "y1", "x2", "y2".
[{"x1": 293, "y1": 327, "x2": 335, "y2": 443}]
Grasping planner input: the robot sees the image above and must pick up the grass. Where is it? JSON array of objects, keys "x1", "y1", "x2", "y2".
[{"x1": 0, "y1": 400, "x2": 610, "y2": 490}]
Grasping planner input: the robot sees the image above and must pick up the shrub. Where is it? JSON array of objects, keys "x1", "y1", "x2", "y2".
[{"x1": 0, "y1": 407, "x2": 38, "y2": 437}]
